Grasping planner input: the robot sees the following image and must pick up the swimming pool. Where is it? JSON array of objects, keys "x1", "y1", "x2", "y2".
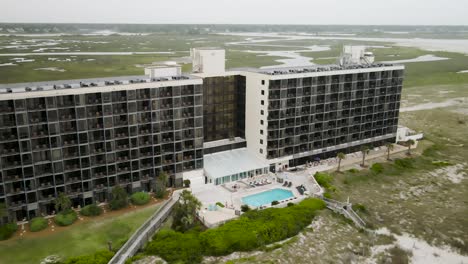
[{"x1": 242, "y1": 188, "x2": 294, "y2": 207}]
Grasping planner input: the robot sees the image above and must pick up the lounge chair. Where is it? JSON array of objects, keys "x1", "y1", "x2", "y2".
[
  {"x1": 296, "y1": 186, "x2": 305, "y2": 195},
  {"x1": 283, "y1": 181, "x2": 288, "y2": 186},
  {"x1": 288, "y1": 182, "x2": 292, "y2": 187}
]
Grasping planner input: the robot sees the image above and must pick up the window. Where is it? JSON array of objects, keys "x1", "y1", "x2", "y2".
[
  {"x1": 261, "y1": 90, "x2": 265, "y2": 95},
  {"x1": 260, "y1": 139, "x2": 263, "y2": 144},
  {"x1": 261, "y1": 80, "x2": 265, "y2": 85},
  {"x1": 260, "y1": 120, "x2": 264, "y2": 125},
  {"x1": 260, "y1": 149, "x2": 263, "y2": 154},
  {"x1": 260, "y1": 129, "x2": 264, "y2": 135},
  {"x1": 261, "y1": 100, "x2": 264, "y2": 105},
  {"x1": 261, "y1": 110, "x2": 264, "y2": 115}
]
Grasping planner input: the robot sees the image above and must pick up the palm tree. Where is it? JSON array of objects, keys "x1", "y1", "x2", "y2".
[
  {"x1": 360, "y1": 146, "x2": 370, "y2": 167},
  {"x1": 406, "y1": 139, "x2": 415, "y2": 155},
  {"x1": 336, "y1": 152, "x2": 346, "y2": 172},
  {"x1": 385, "y1": 143, "x2": 394, "y2": 161}
]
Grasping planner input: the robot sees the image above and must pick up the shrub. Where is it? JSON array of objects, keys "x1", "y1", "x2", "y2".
[
  {"x1": 171, "y1": 190, "x2": 202, "y2": 232},
  {"x1": 314, "y1": 172, "x2": 333, "y2": 189},
  {"x1": 145, "y1": 198, "x2": 326, "y2": 263},
  {"x1": 145, "y1": 230, "x2": 202, "y2": 264},
  {"x1": 422, "y1": 144, "x2": 444, "y2": 158},
  {"x1": 54, "y1": 192, "x2": 72, "y2": 213},
  {"x1": 347, "y1": 168, "x2": 359, "y2": 173},
  {"x1": 370, "y1": 163, "x2": 384, "y2": 174},
  {"x1": 109, "y1": 186, "x2": 128, "y2": 210},
  {"x1": 352, "y1": 203, "x2": 367, "y2": 213},
  {"x1": 80, "y1": 204, "x2": 103, "y2": 216},
  {"x1": 64, "y1": 250, "x2": 114, "y2": 264},
  {"x1": 323, "y1": 192, "x2": 332, "y2": 199},
  {"x1": 271, "y1": 200, "x2": 279, "y2": 206},
  {"x1": 216, "y1": 202, "x2": 225, "y2": 208},
  {"x1": 0, "y1": 223, "x2": 18, "y2": 240},
  {"x1": 394, "y1": 158, "x2": 414, "y2": 168},
  {"x1": 183, "y1": 179, "x2": 191, "y2": 188},
  {"x1": 30, "y1": 217, "x2": 48, "y2": 232},
  {"x1": 240, "y1": 204, "x2": 250, "y2": 212},
  {"x1": 154, "y1": 172, "x2": 168, "y2": 199},
  {"x1": 200, "y1": 198, "x2": 326, "y2": 256},
  {"x1": 131, "y1": 192, "x2": 151, "y2": 206},
  {"x1": 54, "y1": 210, "x2": 78, "y2": 226},
  {"x1": 287, "y1": 202, "x2": 294, "y2": 207}
]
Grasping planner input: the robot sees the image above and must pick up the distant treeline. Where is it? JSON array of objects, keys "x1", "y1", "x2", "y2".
[{"x1": 1, "y1": 23, "x2": 468, "y2": 35}]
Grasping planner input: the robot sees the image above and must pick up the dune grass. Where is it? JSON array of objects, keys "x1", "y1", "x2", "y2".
[{"x1": 0, "y1": 204, "x2": 160, "y2": 264}]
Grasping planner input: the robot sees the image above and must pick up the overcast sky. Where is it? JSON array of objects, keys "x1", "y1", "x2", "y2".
[{"x1": 1, "y1": 0, "x2": 467, "y2": 25}]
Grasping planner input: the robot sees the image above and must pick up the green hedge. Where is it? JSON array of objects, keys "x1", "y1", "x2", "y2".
[
  {"x1": 146, "y1": 230, "x2": 203, "y2": 264},
  {"x1": 64, "y1": 250, "x2": 114, "y2": 264},
  {"x1": 0, "y1": 223, "x2": 18, "y2": 240},
  {"x1": 314, "y1": 172, "x2": 333, "y2": 189},
  {"x1": 130, "y1": 192, "x2": 151, "y2": 205},
  {"x1": 145, "y1": 198, "x2": 325, "y2": 263},
  {"x1": 394, "y1": 158, "x2": 414, "y2": 168},
  {"x1": 29, "y1": 217, "x2": 48, "y2": 232},
  {"x1": 54, "y1": 210, "x2": 78, "y2": 226},
  {"x1": 80, "y1": 204, "x2": 103, "y2": 217}
]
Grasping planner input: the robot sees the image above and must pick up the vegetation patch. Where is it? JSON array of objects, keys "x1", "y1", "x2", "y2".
[
  {"x1": 29, "y1": 217, "x2": 48, "y2": 232},
  {"x1": 146, "y1": 230, "x2": 203, "y2": 264},
  {"x1": 314, "y1": 172, "x2": 337, "y2": 195},
  {"x1": 314, "y1": 172, "x2": 333, "y2": 189},
  {"x1": 215, "y1": 202, "x2": 225, "y2": 208},
  {"x1": 0, "y1": 223, "x2": 18, "y2": 240},
  {"x1": 54, "y1": 210, "x2": 78, "y2": 226},
  {"x1": 432, "y1": 160, "x2": 454, "y2": 166},
  {"x1": 144, "y1": 198, "x2": 325, "y2": 263},
  {"x1": 351, "y1": 203, "x2": 367, "y2": 214},
  {"x1": 109, "y1": 186, "x2": 129, "y2": 210},
  {"x1": 80, "y1": 204, "x2": 103, "y2": 217},
  {"x1": 388, "y1": 246, "x2": 412, "y2": 264},
  {"x1": 370, "y1": 163, "x2": 384, "y2": 174},
  {"x1": 241, "y1": 204, "x2": 251, "y2": 212},
  {"x1": 154, "y1": 172, "x2": 169, "y2": 199},
  {"x1": 130, "y1": 192, "x2": 151, "y2": 206},
  {"x1": 63, "y1": 250, "x2": 114, "y2": 264},
  {"x1": 394, "y1": 158, "x2": 415, "y2": 169}
]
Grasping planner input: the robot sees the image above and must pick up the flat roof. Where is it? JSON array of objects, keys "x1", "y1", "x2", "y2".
[
  {"x1": 233, "y1": 62, "x2": 404, "y2": 76},
  {"x1": 203, "y1": 137, "x2": 246, "y2": 149},
  {"x1": 204, "y1": 148, "x2": 269, "y2": 179},
  {"x1": 0, "y1": 74, "x2": 198, "y2": 94}
]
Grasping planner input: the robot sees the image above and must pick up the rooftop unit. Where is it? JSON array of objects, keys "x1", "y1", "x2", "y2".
[
  {"x1": 191, "y1": 47, "x2": 225, "y2": 74},
  {"x1": 339, "y1": 46, "x2": 375, "y2": 66},
  {"x1": 144, "y1": 65, "x2": 182, "y2": 79}
]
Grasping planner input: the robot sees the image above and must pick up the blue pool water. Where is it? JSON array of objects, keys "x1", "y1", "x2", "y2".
[{"x1": 242, "y1": 188, "x2": 294, "y2": 207}]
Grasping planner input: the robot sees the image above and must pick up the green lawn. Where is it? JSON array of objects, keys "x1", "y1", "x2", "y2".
[{"x1": 0, "y1": 204, "x2": 160, "y2": 264}]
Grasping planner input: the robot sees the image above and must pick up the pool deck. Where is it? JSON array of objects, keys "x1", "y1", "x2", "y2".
[
  {"x1": 192, "y1": 145, "x2": 409, "y2": 227},
  {"x1": 192, "y1": 169, "x2": 323, "y2": 227}
]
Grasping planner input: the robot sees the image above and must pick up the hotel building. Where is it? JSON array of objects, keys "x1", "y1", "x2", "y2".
[{"x1": 0, "y1": 47, "x2": 403, "y2": 221}]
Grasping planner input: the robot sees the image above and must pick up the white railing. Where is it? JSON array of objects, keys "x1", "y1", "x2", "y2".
[{"x1": 108, "y1": 196, "x2": 177, "y2": 264}]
